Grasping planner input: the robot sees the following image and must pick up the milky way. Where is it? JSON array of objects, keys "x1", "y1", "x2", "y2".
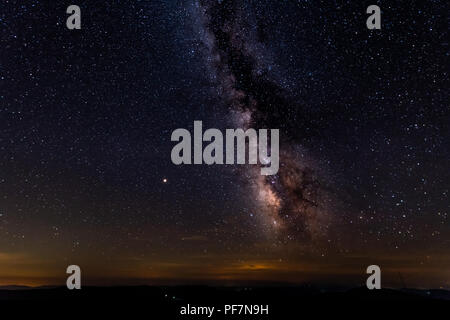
[
  {"x1": 193, "y1": 0, "x2": 333, "y2": 242},
  {"x1": 1, "y1": 0, "x2": 448, "y2": 288}
]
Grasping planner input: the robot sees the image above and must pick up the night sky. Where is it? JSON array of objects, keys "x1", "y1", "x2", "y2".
[{"x1": 0, "y1": 0, "x2": 449, "y2": 288}]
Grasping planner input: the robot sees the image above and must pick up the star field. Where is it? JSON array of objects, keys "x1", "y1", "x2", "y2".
[{"x1": 0, "y1": 0, "x2": 449, "y2": 287}]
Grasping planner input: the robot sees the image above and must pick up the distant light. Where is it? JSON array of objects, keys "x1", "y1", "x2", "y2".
[{"x1": 163, "y1": 178, "x2": 168, "y2": 183}]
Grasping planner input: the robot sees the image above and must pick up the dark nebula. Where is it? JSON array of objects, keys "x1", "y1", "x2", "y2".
[{"x1": 195, "y1": 0, "x2": 331, "y2": 241}]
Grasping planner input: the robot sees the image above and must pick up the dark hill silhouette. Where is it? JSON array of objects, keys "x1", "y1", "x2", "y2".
[{"x1": 0, "y1": 285, "x2": 448, "y2": 318}]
